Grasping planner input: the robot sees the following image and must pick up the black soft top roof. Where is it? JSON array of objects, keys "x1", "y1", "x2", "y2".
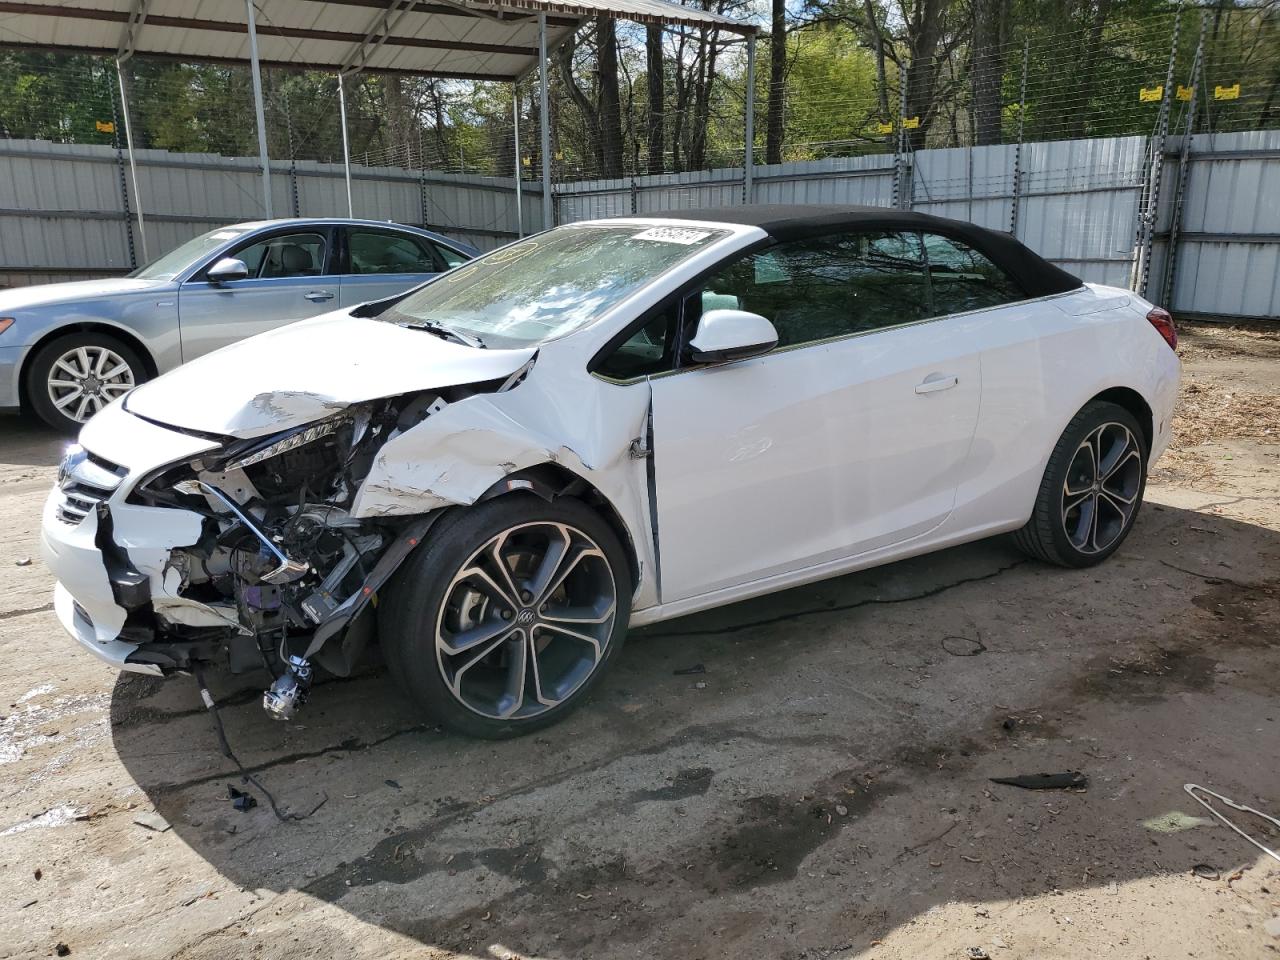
[{"x1": 634, "y1": 203, "x2": 1082, "y2": 298}]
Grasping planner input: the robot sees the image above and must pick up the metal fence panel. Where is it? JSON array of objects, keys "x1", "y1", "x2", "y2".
[{"x1": 1, "y1": 132, "x2": 1278, "y2": 319}]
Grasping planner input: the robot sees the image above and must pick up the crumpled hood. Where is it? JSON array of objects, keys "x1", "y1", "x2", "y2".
[
  {"x1": 125, "y1": 310, "x2": 536, "y2": 439},
  {"x1": 0, "y1": 277, "x2": 173, "y2": 313}
]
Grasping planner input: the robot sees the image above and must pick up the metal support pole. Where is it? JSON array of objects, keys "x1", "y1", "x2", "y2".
[
  {"x1": 1132, "y1": 5, "x2": 1183, "y2": 296},
  {"x1": 245, "y1": 0, "x2": 273, "y2": 218},
  {"x1": 892, "y1": 71, "x2": 909, "y2": 209},
  {"x1": 743, "y1": 32, "x2": 756, "y2": 204},
  {"x1": 513, "y1": 84, "x2": 524, "y2": 238},
  {"x1": 1009, "y1": 39, "x2": 1030, "y2": 236},
  {"x1": 1161, "y1": 13, "x2": 1208, "y2": 310},
  {"x1": 338, "y1": 72, "x2": 354, "y2": 218},
  {"x1": 538, "y1": 12, "x2": 553, "y2": 230},
  {"x1": 114, "y1": 59, "x2": 148, "y2": 263}
]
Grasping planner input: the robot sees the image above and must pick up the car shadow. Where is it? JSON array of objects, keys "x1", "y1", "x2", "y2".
[
  {"x1": 110, "y1": 501, "x2": 1280, "y2": 958},
  {"x1": 0, "y1": 413, "x2": 72, "y2": 467}
]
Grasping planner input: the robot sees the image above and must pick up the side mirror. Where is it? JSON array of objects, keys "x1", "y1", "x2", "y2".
[
  {"x1": 688, "y1": 309, "x2": 778, "y2": 364},
  {"x1": 207, "y1": 257, "x2": 249, "y2": 284}
]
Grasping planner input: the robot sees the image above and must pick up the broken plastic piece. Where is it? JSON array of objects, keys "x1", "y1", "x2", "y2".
[
  {"x1": 228, "y1": 785, "x2": 257, "y2": 812},
  {"x1": 989, "y1": 771, "x2": 1087, "y2": 791}
]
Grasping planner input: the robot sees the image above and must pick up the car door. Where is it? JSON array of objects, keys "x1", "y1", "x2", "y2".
[
  {"x1": 177, "y1": 227, "x2": 337, "y2": 359},
  {"x1": 644, "y1": 230, "x2": 984, "y2": 604},
  {"x1": 337, "y1": 227, "x2": 450, "y2": 308}
]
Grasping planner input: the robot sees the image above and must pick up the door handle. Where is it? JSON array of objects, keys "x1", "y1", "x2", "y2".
[
  {"x1": 304, "y1": 290, "x2": 335, "y2": 302},
  {"x1": 915, "y1": 374, "x2": 959, "y2": 395}
]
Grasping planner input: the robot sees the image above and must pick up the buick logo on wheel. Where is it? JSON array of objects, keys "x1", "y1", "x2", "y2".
[{"x1": 516, "y1": 609, "x2": 536, "y2": 625}]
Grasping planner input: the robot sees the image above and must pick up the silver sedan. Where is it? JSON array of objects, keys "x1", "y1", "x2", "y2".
[{"x1": 0, "y1": 217, "x2": 477, "y2": 432}]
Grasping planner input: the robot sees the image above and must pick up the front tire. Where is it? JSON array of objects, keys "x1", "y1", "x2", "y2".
[
  {"x1": 26, "y1": 332, "x2": 146, "y2": 433},
  {"x1": 1013, "y1": 401, "x2": 1148, "y2": 568},
  {"x1": 379, "y1": 495, "x2": 631, "y2": 739}
]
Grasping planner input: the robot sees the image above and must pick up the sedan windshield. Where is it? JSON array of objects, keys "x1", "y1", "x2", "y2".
[
  {"x1": 130, "y1": 225, "x2": 255, "y2": 280},
  {"x1": 378, "y1": 223, "x2": 730, "y2": 348}
]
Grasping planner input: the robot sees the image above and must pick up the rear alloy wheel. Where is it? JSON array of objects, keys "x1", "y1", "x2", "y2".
[
  {"x1": 1013, "y1": 401, "x2": 1148, "y2": 567},
  {"x1": 27, "y1": 333, "x2": 145, "y2": 433},
  {"x1": 380, "y1": 495, "x2": 631, "y2": 738}
]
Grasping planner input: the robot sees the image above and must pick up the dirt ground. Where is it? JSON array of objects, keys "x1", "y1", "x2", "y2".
[{"x1": 2, "y1": 321, "x2": 1279, "y2": 960}]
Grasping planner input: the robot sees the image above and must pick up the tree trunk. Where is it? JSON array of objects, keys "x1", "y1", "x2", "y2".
[
  {"x1": 904, "y1": 0, "x2": 951, "y2": 150},
  {"x1": 596, "y1": 15, "x2": 624, "y2": 177},
  {"x1": 1070, "y1": 0, "x2": 1112, "y2": 138},
  {"x1": 646, "y1": 24, "x2": 665, "y2": 175},
  {"x1": 971, "y1": 0, "x2": 1006, "y2": 145},
  {"x1": 765, "y1": 0, "x2": 786, "y2": 164},
  {"x1": 864, "y1": 0, "x2": 890, "y2": 120}
]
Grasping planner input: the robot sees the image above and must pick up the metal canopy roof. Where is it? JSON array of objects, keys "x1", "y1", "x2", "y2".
[{"x1": 0, "y1": 0, "x2": 755, "y2": 80}]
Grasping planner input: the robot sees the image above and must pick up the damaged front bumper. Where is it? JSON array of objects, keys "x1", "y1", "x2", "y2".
[{"x1": 39, "y1": 408, "x2": 229, "y2": 674}]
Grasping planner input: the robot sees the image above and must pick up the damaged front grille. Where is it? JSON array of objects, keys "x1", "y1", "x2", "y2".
[{"x1": 56, "y1": 449, "x2": 126, "y2": 524}]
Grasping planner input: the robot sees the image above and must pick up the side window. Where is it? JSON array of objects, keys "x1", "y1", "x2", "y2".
[
  {"x1": 230, "y1": 232, "x2": 327, "y2": 279},
  {"x1": 922, "y1": 233, "x2": 1024, "y2": 315},
  {"x1": 697, "y1": 231, "x2": 933, "y2": 349},
  {"x1": 430, "y1": 242, "x2": 470, "y2": 269},
  {"x1": 348, "y1": 230, "x2": 436, "y2": 275},
  {"x1": 594, "y1": 298, "x2": 685, "y2": 381}
]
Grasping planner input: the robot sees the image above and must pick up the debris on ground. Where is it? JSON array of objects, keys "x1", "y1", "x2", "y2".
[
  {"x1": 989, "y1": 772, "x2": 1087, "y2": 791},
  {"x1": 385, "y1": 779, "x2": 401, "y2": 790},
  {"x1": 132, "y1": 811, "x2": 171, "y2": 833},
  {"x1": 941, "y1": 635, "x2": 985, "y2": 657},
  {"x1": 673, "y1": 663, "x2": 706, "y2": 675},
  {"x1": 55, "y1": 944, "x2": 70, "y2": 957},
  {"x1": 966, "y1": 947, "x2": 990, "y2": 959},
  {"x1": 1185, "y1": 783, "x2": 1280, "y2": 863},
  {"x1": 1191, "y1": 864, "x2": 1221, "y2": 881},
  {"x1": 227, "y1": 786, "x2": 257, "y2": 812},
  {"x1": 14, "y1": 557, "x2": 31, "y2": 566}
]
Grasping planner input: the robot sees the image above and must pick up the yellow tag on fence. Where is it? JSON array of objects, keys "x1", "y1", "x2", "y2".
[
  {"x1": 1139, "y1": 86, "x2": 1163, "y2": 102},
  {"x1": 1176, "y1": 85, "x2": 1194, "y2": 101},
  {"x1": 874, "y1": 121, "x2": 894, "y2": 135},
  {"x1": 95, "y1": 120, "x2": 115, "y2": 133},
  {"x1": 902, "y1": 116, "x2": 920, "y2": 130},
  {"x1": 1214, "y1": 83, "x2": 1240, "y2": 100}
]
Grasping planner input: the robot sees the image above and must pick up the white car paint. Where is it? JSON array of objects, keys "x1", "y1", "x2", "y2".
[{"x1": 39, "y1": 215, "x2": 1179, "y2": 675}]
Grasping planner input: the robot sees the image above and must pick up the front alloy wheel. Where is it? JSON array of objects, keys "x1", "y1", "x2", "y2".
[
  {"x1": 26, "y1": 332, "x2": 147, "y2": 434},
  {"x1": 46, "y1": 344, "x2": 136, "y2": 422},
  {"x1": 436, "y1": 522, "x2": 618, "y2": 721},
  {"x1": 381, "y1": 495, "x2": 631, "y2": 738}
]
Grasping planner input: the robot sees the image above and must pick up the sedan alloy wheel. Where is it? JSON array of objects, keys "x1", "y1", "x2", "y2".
[{"x1": 46, "y1": 344, "x2": 136, "y2": 423}]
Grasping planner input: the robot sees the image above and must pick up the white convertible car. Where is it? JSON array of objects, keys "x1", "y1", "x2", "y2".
[{"x1": 41, "y1": 205, "x2": 1180, "y2": 738}]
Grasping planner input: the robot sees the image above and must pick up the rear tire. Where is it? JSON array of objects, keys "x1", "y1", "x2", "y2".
[
  {"x1": 26, "y1": 332, "x2": 146, "y2": 434},
  {"x1": 1012, "y1": 401, "x2": 1147, "y2": 568},
  {"x1": 379, "y1": 495, "x2": 631, "y2": 739}
]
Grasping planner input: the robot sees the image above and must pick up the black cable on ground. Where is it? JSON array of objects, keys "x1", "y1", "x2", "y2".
[{"x1": 192, "y1": 664, "x2": 327, "y2": 823}]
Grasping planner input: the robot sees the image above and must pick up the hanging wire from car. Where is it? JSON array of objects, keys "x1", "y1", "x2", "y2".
[{"x1": 192, "y1": 663, "x2": 327, "y2": 823}]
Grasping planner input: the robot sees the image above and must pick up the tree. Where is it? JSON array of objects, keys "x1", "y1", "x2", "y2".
[
  {"x1": 646, "y1": 24, "x2": 666, "y2": 174},
  {"x1": 766, "y1": 0, "x2": 787, "y2": 163}
]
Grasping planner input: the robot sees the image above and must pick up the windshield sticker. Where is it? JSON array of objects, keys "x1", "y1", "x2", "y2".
[{"x1": 631, "y1": 226, "x2": 713, "y2": 245}]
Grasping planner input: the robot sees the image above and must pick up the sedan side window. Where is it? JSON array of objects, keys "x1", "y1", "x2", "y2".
[
  {"x1": 349, "y1": 230, "x2": 436, "y2": 274},
  {"x1": 430, "y1": 242, "x2": 470, "y2": 269},
  {"x1": 231, "y1": 232, "x2": 328, "y2": 279},
  {"x1": 922, "y1": 233, "x2": 1024, "y2": 315},
  {"x1": 697, "y1": 231, "x2": 933, "y2": 349}
]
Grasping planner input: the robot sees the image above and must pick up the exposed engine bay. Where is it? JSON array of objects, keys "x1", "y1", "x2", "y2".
[{"x1": 120, "y1": 384, "x2": 505, "y2": 720}]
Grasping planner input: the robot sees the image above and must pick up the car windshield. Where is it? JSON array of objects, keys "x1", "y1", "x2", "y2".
[
  {"x1": 377, "y1": 223, "x2": 730, "y2": 348},
  {"x1": 130, "y1": 226, "x2": 256, "y2": 280}
]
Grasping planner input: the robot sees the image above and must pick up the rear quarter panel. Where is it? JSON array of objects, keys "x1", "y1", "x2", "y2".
[{"x1": 945, "y1": 283, "x2": 1179, "y2": 539}]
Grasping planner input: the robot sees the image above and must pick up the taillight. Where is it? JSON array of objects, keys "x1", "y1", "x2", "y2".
[{"x1": 1146, "y1": 306, "x2": 1177, "y2": 351}]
